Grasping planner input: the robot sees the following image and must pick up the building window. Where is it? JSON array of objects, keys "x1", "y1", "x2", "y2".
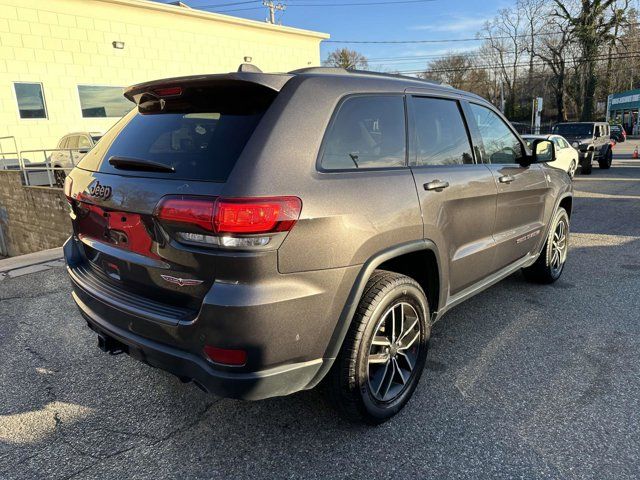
[
  {"x1": 14, "y1": 82, "x2": 47, "y2": 119},
  {"x1": 77, "y1": 85, "x2": 133, "y2": 118}
]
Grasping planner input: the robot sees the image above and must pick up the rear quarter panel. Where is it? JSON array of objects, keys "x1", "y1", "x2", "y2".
[{"x1": 225, "y1": 76, "x2": 424, "y2": 274}]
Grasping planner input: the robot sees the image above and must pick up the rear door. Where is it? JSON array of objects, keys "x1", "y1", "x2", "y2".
[
  {"x1": 464, "y1": 102, "x2": 549, "y2": 270},
  {"x1": 408, "y1": 95, "x2": 497, "y2": 296}
]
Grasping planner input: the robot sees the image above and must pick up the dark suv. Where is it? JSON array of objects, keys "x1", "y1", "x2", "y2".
[
  {"x1": 64, "y1": 66, "x2": 573, "y2": 423},
  {"x1": 552, "y1": 122, "x2": 613, "y2": 174}
]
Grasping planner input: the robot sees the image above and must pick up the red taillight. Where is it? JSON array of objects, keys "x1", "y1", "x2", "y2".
[
  {"x1": 214, "y1": 197, "x2": 301, "y2": 234},
  {"x1": 203, "y1": 346, "x2": 247, "y2": 366},
  {"x1": 153, "y1": 86, "x2": 182, "y2": 97},
  {"x1": 155, "y1": 196, "x2": 302, "y2": 235},
  {"x1": 156, "y1": 198, "x2": 215, "y2": 231}
]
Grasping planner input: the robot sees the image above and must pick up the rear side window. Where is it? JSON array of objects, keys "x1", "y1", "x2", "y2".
[
  {"x1": 67, "y1": 136, "x2": 79, "y2": 148},
  {"x1": 78, "y1": 83, "x2": 276, "y2": 182},
  {"x1": 412, "y1": 97, "x2": 473, "y2": 166},
  {"x1": 78, "y1": 136, "x2": 92, "y2": 149},
  {"x1": 320, "y1": 95, "x2": 406, "y2": 170}
]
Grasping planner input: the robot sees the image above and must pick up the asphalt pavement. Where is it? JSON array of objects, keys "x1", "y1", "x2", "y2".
[{"x1": 1, "y1": 141, "x2": 639, "y2": 479}]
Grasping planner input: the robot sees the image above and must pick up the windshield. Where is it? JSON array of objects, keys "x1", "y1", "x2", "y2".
[{"x1": 553, "y1": 124, "x2": 593, "y2": 136}]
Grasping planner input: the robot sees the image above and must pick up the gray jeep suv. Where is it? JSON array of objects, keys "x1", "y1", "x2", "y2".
[{"x1": 63, "y1": 66, "x2": 573, "y2": 423}]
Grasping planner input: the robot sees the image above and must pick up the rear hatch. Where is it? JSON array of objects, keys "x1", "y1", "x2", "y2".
[{"x1": 67, "y1": 73, "x2": 291, "y2": 321}]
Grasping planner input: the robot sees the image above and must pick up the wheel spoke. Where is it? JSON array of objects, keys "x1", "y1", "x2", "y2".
[
  {"x1": 399, "y1": 330, "x2": 420, "y2": 350},
  {"x1": 368, "y1": 353, "x2": 389, "y2": 365},
  {"x1": 398, "y1": 350, "x2": 414, "y2": 371},
  {"x1": 380, "y1": 361, "x2": 395, "y2": 399},
  {"x1": 399, "y1": 316, "x2": 418, "y2": 344},
  {"x1": 394, "y1": 358, "x2": 407, "y2": 385},
  {"x1": 391, "y1": 307, "x2": 396, "y2": 343},
  {"x1": 372, "y1": 360, "x2": 390, "y2": 396},
  {"x1": 371, "y1": 336, "x2": 391, "y2": 347}
]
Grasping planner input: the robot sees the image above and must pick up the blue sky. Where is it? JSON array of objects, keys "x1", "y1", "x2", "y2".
[{"x1": 155, "y1": 0, "x2": 509, "y2": 73}]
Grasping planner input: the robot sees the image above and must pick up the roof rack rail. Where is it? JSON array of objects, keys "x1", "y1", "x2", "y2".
[{"x1": 288, "y1": 66, "x2": 445, "y2": 86}]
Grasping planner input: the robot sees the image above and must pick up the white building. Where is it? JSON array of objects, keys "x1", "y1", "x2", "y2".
[{"x1": 0, "y1": 0, "x2": 328, "y2": 152}]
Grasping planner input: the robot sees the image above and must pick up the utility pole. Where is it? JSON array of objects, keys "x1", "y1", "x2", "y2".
[{"x1": 263, "y1": 1, "x2": 285, "y2": 24}]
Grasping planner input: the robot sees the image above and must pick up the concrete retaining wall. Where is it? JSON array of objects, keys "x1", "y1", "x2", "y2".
[{"x1": 0, "y1": 170, "x2": 71, "y2": 256}]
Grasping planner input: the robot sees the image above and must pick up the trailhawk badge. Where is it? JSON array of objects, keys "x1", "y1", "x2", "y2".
[{"x1": 160, "y1": 275, "x2": 204, "y2": 287}]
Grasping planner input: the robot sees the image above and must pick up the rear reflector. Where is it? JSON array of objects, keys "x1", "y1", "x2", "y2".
[
  {"x1": 203, "y1": 346, "x2": 247, "y2": 366},
  {"x1": 153, "y1": 86, "x2": 182, "y2": 97},
  {"x1": 155, "y1": 196, "x2": 301, "y2": 235}
]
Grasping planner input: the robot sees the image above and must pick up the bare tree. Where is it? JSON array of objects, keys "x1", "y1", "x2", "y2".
[
  {"x1": 533, "y1": 15, "x2": 575, "y2": 121},
  {"x1": 518, "y1": 0, "x2": 546, "y2": 87},
  {"x1": 421, "y1": 52, "x2": 494, "y2": 99},
  {"x1": 481, "y1": 7, "x2": 526, "y2": 118},
  {"x1": 324, "y1": 48, "x2": 369, "y2": 70},
  {"x1": 553, "y1": 0, "x2": 629, "y2": 120}
]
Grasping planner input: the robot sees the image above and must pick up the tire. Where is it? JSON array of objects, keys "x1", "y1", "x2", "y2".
[
  {"x1": 568, "y1": 160, "x2": 577, "y2": 179},
  {"x1": 598, "y1": 149, "x2": 612, "y2": 169},
  {"x1": 327, "y1": 270, "x2": 430, "y2": 424},
  {"x1": 522, "y1": 207, "x2": 569, "y2": 284},
  {"x1": 54, "y1": 169, "x2": 66, "y2": 188},
  {"x1": 581, "y1": 152, "x2": 593, "y2": 175}
]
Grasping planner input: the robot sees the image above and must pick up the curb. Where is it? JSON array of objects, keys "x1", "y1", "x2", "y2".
[{"x1": 0, "y1": 247, "x2": 64, "y2": 278}]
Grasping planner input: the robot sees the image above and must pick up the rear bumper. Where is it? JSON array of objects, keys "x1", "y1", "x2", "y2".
[
  {"x1": 74, "y1": 290, "x2": 324, "y2": 400},
  {"x1": 64, "y1": 237, "x2": 358, "y2": 400}
]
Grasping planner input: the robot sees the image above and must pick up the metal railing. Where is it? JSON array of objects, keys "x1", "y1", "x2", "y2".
[
  {"x1": 16, "y1": 148, "x2": 86, "y2": 188},
  {"x1": 0, "y1": 136, "x2": 19, "y2": 171}
]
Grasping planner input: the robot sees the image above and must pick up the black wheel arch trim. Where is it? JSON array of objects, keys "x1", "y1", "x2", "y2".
[{"x1": 307, "y1": 239, "x2": 442, "y2": 389}]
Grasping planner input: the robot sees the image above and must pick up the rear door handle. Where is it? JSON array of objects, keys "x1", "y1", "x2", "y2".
[
  {"x1": 424, "y1": 180, "x2": 450, "y2": 191},
  {"x1": 498, "y1": 175, "x2": 515, "y2": 184}
]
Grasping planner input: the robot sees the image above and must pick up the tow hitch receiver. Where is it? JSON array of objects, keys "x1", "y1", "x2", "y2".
[{"x1": 97, "y1": 333, "x2": 127, "y2": 355}]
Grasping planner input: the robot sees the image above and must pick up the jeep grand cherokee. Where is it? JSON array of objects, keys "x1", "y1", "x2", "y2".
[{"x1": 64, "y1": 65, "x2": 573, "y2": 423}]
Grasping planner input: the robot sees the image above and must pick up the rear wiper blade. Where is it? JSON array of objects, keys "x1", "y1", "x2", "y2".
[{"x1": 108, "y1": 156, "x2": 175, "y2": 173}]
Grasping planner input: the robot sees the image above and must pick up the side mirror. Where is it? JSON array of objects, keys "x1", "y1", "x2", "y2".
[{"x1": 531, "y1": 139, "x2": 556, "y2": 163}]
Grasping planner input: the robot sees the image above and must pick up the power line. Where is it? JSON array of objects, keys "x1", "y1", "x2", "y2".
[
  {"x1": 193, "y1": 0, "x2": 437, "y2": 10},
  {"x1": 391, "y1": 51, "x2": 640, "y2": 75}
]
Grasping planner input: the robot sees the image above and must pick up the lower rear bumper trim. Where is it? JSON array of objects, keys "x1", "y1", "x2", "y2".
[{"x1": 72, "y1": 291, "x2": 324, "y2": 400}]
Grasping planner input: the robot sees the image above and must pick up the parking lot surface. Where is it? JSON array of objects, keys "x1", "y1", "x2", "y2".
[{"x1": 1, "y1": 142, "x2": 640, "y2": 479}]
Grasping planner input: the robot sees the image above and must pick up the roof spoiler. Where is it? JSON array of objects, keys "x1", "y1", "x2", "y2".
[{"x1": 123, "y1": 71, "x2": 293, "y2": 104}]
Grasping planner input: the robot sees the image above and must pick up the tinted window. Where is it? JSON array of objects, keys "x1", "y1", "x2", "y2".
[
  {"x1": 78, "y1": 84, "x2": 276, "y2": 181},
  {"x1": 14, "y1": 83, "x2": 47, "y2": 119},
  {"x1": 321, "y1": 96, "x2": 406, "y2": 170},
  {"x1": 470, "y1": 104, "x2": 523, "y2": 164},
  {"x1": 553, "y1": 124, "x2": 593, "y2": 136},
  {"x1": 78, "y1": 85, "x2": 133, "y2": 118},
  {"x1": 412, "y1": 97, "x2": 472, "y2": 166}
]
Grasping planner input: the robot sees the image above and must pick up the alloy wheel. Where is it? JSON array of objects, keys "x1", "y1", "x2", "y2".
[
  {"x1": 550, "y1": 218, "x2": 568, "y2": 276},
  {"x1": 367, "y1": 302, "x2": 421, "y2": 402}
]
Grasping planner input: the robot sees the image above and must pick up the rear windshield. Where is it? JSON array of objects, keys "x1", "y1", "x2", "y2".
[
  {"x1": 77, "y1": 84, "x2": 275, "y2": 182},
  {"x1": 553, "y1": 124, "x2": 593, "y2": 136}
]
